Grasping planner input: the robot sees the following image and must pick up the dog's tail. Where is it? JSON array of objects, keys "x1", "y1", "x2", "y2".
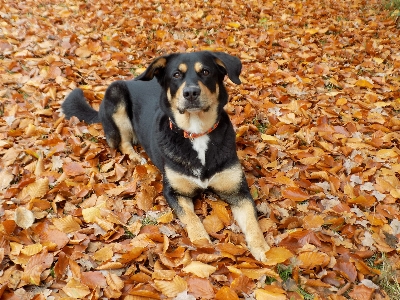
[{"x1": 62, "y1": 89, "x2": 100, "y2": 124}]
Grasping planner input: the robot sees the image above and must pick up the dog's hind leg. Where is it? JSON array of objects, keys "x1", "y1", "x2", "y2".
[{"x1": 99, "y1": 81, "x2": 142, "y2": 163}]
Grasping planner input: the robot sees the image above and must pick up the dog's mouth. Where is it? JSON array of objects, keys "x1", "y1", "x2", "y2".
[{"x1": 178, "y1": 105, "x2": 210, "y2": 114}]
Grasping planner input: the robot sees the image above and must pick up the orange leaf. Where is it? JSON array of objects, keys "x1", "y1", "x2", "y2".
[
  {"x1": 265, "y1": 247, "x2": 294, "y2": 266},
  {"x1": 302, "y1": 214, "x2": 324, "y2": 229},
  {"x1": 215, "y1": 286, "x2": 239, "y2": 300},
  {"x1": 75, "y1": 46, "x2": 92, "y2": 58},
  {"x1": 297, "y1": 251, "x2": 330, "y2": 269},
  {"x1": 282, "y1": 187, "x2": 309, "y2": 201},
  {"x1": 355, "y1": 79, "x2": 374, "y2": 88},
  {"x1": 203, "y1": 214, "x2": 224, "y2": 234}
]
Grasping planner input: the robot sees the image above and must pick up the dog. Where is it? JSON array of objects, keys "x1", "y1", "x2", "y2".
[{"x1": 62, "y1": 51, "x2": 270, "y2": 262}]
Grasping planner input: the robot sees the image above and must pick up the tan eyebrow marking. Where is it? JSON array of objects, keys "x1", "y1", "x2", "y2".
[
  {"x1": 178, "y1": 63, "x2": 187, "y2": 73},
  {"x1": 194, "y1": 62, "x2": 203, "y2": 73}
]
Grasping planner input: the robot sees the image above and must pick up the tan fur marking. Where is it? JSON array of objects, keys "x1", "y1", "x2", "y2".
[
  {"x1": 209, "y1": 163, "x2": 243, "y2": 194},
  {"x1": 231, "y1": 201, "x2": 270, "y2": 262},
  {"x1": 165, "y1": 167, "x2": 201, "y2": 196},
  {"x1": 167, "y1": 82, "x2": 186, "y2": 110},
  {"x1": 214, "y1": 58, "x2": 226, "y2": 69},
  {"x1": 194, "y1": 62, "x2": 203, "y2": 73},
  {"x1": 177, "y1": 196, "x2": 211, "y2": 243},
  {"x1": 112, "y1": 105, "x2": 141, "y2": 162},
  {"x1": 171, "y1": 83, "x2": 219, "y2": 134},
  {"x1": 178, "y1": 63, "x2": 187, "y2": 73},
  {"x1": 152, "y1": 57, "x2": 167, "y2": 69}
]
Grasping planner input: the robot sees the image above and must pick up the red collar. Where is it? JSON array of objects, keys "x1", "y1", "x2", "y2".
[{"x1": 169, "y1": 118, "x2": 219, "y2": 140}]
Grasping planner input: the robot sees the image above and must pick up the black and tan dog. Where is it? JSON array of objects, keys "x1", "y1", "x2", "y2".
[{"x1": 62, "y1": 51, "x2": 270, "y2": 262}]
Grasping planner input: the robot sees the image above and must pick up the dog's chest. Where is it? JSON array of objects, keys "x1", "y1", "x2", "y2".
[{"x1": 191, "y1": 135, "x2": 209, "y2": 166}]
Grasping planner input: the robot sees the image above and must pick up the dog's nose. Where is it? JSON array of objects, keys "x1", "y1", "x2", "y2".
[{"x1": 183, "y1": 86, "x2": 201, "y2": 101}]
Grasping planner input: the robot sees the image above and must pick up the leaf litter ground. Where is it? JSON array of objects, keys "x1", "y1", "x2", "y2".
[{"x1": 0, "y1": 0, "x2": 400, "y2": 299}]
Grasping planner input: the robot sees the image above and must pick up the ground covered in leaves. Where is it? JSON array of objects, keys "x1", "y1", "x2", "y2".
[{"x1": 1, "y1": 0, "x2": 400, "y2": 299}]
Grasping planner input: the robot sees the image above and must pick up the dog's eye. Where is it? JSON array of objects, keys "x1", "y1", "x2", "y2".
[
  {"x1": 201, "y1": 69, "x2": 210, "y2": 76},
  {"x1": 173, "y1": 71, "x2": 182, "y2": 78}
]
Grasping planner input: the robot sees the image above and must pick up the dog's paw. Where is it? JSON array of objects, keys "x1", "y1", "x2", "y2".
[{"x1": 248, "y1": 240, "x2": 270, "y2": 263}]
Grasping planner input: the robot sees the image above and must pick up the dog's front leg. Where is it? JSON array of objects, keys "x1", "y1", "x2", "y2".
[
  {"x1": 209, "y1": 164, "x2": 270, "y2": 262},
  {"x1": 163, "y1": 184, "x2": 211, "y2": 245},
  {"x1": 230, "y1": 199, "x2": 270, "y2": 262}
]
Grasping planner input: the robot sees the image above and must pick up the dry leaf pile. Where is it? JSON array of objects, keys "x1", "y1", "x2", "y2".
[{"x1": 1, "y1": 0, "x2": 400, "y2": 299}]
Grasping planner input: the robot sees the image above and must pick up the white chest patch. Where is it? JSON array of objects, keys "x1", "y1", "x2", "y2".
[{"x1": 191, "y1": 135, "x2": 209, "y2": 166}]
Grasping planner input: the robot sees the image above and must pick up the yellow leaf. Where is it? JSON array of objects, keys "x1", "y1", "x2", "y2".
[
  {"x1": 261, "y1": 134, "x2": 279, "y2": 144},
  {"x1": 152, "y1": 270, "x2": 176, "y2": 280},
  {"x1": 82, "y1": 207, "x2": 101, "y2": 223},
  {"x1": 62, "y1": 278, "x2": 91, "y2": 298},
  {"x1": 52, "y1": 215, "x2": 81, "y2": 233},
  {"x1": 355, "y1": 79, "x2": 374, "y2": 88},
  {"x1": 19, "y1": 177, "x2": 49, "y2": 201},
  {"x1": 157, "y1": 211, "x2": 174, "y2": 224},
  {"x1": 241, "y1": 268, "x2": 280, "y2": 280},
  {"x1": 106, "y1": 273, "x2": 124, "y2": 291},
  {"x1": 305, "y1": 28, "x2": 319, "y2": 35},
  {"x1": 182, "y1": 261, "x2": 217, "y2": 278},
  {"x1": 255, "y1": 287, "x2": 286, "y2": 300},
  {"x1": 93, "y1": 246, "x2": 113, "y2": 262},
  {"x1": 265, "y1": 247, "x2": 294, "y2": 265},
  {"x1": 376, "y1": 149, "x2": 399, "y2": 159},
  {"x1": 373, "y1": 57, "x2": 384, "y2": 64},
  {"x1": 21, "y1": 244, "x2": 43, "y2": 256},
  {"x1": 227, "y1": 22, "x2": 241, "y2": 28},
  {"x1": 154, "y1": 276, "x2": 187, "y2": 298}
]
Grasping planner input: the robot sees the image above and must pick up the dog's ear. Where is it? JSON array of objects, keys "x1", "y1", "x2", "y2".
[
  {"x1": 210, "y1": 52, "x2": 242, "y2": 85},
  {"x1": 135, "y1": 56, "x2": 169, "y2": 81}
]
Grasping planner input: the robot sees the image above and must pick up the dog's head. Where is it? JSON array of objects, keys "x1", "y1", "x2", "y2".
[{"x1": 136, "y1": 51, "x2": 241, "y2": 133}]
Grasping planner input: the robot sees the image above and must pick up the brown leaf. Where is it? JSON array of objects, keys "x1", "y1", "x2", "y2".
[
  {"x1": 136, "y1": 185, "x2": 156, "y2": 211},
  {"x1": 63, "y1": 161, "x2": 86, "y2": 176},
  {"x1": 333, "y1": 258, "x2": 357, "y2": 282},
  {"x1": 22, "y1": 249, "x2": 53, "y2": 285},
  {"x1": 348, "y1": 284, "x2": 375, "y2": 300},
  {"x1": 187, "y1": 277, "x2": 215, "y2": 299}
]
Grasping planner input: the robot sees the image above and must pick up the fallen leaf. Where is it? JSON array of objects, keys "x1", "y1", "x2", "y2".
[
  {"x1": 15, "y1": 207, "x2": 35, "y2": 229},
  {"x1": 182, "y1": 261, "x2": 217, "y2": 278},
  {"x1": 62, "y1": 277, "x2": 91, "y2": 298}
]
